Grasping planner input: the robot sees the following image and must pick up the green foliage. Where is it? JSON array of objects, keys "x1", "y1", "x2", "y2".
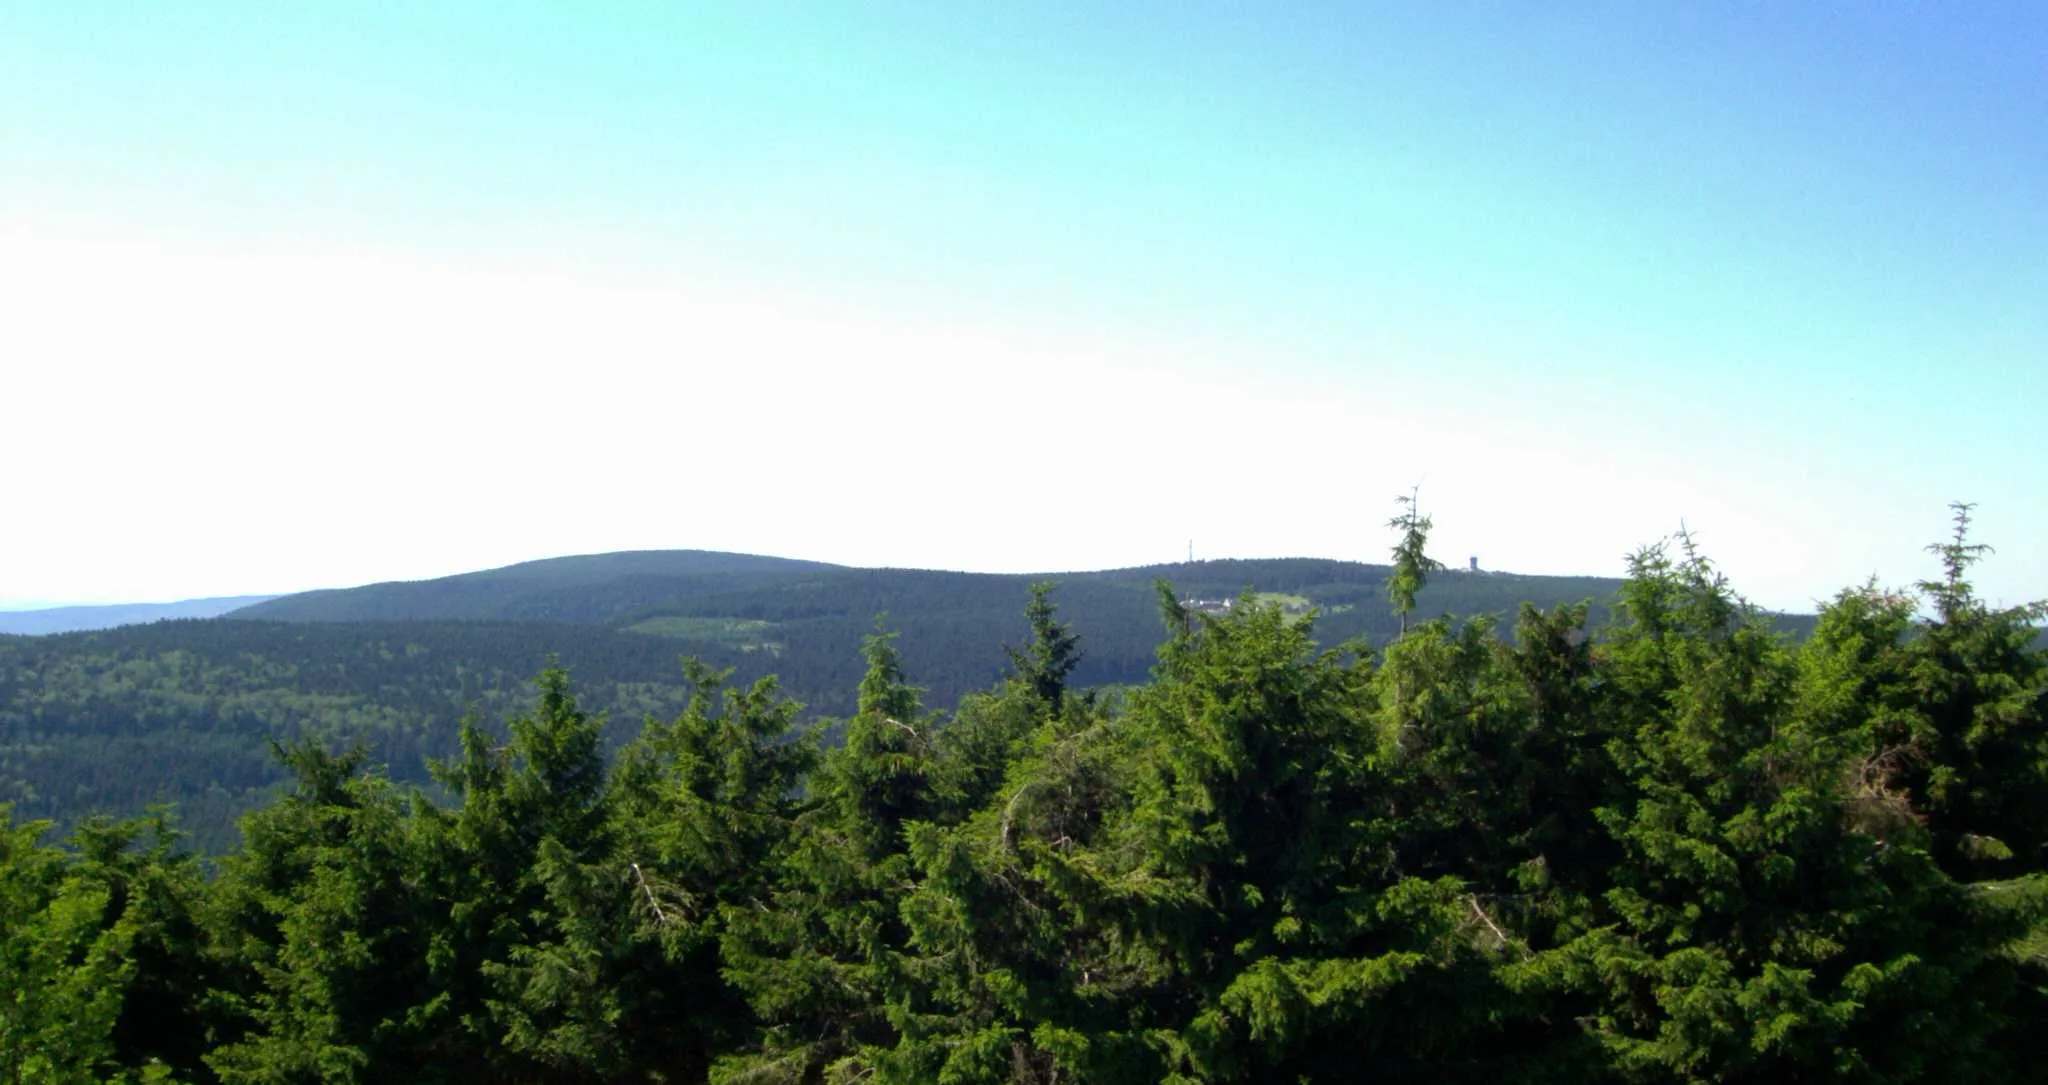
[
  {"x1": 0, "y1": 620, "x2": 739, "y2": 852},
  {"x1": 0, "y1": 805, "x2": 207, "y2": 1085},
  {"x1": 1, "y1": 807, "x2": 136, "y2": 1084},
  {"x1": 4, "y1": 516, "x2": 2043, "y2": 1083},
  {"x1": 1906, "y1": 504, "x2": 2048, "y2": 877},
  {"x1": 714, "y1": 619, "x2": 950, "y2": 1082},
  {"x1": 1006, "y1": 583, "x2": 1083, "y2": 715},
  {"x1": 1387, "y1": 487, "x2": 1447, "y2": 635},
  {"x1": 5, "y1": 558, "x2": 1768, "y2": 849},
  {"x1": 602, "y1": 662, "x2": 816, "y2": 1077},
  {"x1": 204, "y1": 743, "x2": 443, "y2": 1084}
]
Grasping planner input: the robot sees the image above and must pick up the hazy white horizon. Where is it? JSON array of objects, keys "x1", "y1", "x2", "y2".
[{"x1": 5, "y1": 5, "x2": 2042, "y2": 615}]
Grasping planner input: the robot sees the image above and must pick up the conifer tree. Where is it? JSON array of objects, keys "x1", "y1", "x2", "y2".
[
  {"x1": 1076, "y1": 599, "x2": 1495, "y2": 1081},
  {"x1": 1, "y1": 806, "x2": 145, "y2": 1085},
  {"x1": 717, "y1": 621, "x2": 944, "y2": 1083},
  {"x1": 1006, "y1": 582, "x2": 1083, "y2": 715},
  {"x1": 1387, "y1": 486, "x2": 1446, "y2": 639},
  {"x1": 206, "y1": 744, "x2": 439, "y2": 1085},
  {"x1": 596, "y1": 662, "x2": 816, "y2": 1080},
  {"x1": 72, "y1": 810, "x2": 220, "y2": 1084},
  {"x1": 1905, "y1": 502, "x2": 2048, "y2": 877},
  {"x1": 880, "y1": 590, "x2": 1131, "y2": 1083},
  {"x1": 1526, "y1": 538, "x2": 2037, "y2": 1082},
  {"x1": 425, "y1": 667, "x2": 616, "y2": 1083},
  {"x1": 938, "y1": 584, "x2": 1087, "y2": 819}
]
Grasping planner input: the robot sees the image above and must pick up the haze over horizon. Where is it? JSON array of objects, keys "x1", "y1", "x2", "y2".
[{"x1": 5, "y1": 4, "x2": 2043, "y2": 614}]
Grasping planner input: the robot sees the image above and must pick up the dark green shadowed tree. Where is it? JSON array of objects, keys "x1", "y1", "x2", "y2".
[
  {"x1": 423, "y1": 667, "x2": 616, "y2": 1084},
  {"x1": 937, "y1": 583, "x2": 1088, "y2": 820},
  {"x1": 204, "y1": 743, "x2": 439, "y2": 1085},
  {"x1": 716, "y1": 620, "x2": 947, "y2": 1083},
  {"x1": 590, "y1": 661, "x2": 816, "y2": 1080},
  {"x1": 1006, "y1": 582, "x2": 1083, "y2": 716},
  {"x1": 72, "y1": 810, "x2": 222, "y2": 1084},
  {"x1": 1906, "y1": 502, "x2": 2048, "y2": 879}
]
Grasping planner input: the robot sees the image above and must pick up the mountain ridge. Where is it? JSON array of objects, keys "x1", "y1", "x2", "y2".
[
  {"x1": 2, "y1": 547, "x2": 1820, "y2": 850},
  {"x1": 0, "y1": 594, "x2": 281, "y2": 636},
  {"x1": 227, "y1": 549, "x2": 845, "y2": 624},
  {"x1": 226, "y1": 548, "x2": 1655, "y2": 626}
]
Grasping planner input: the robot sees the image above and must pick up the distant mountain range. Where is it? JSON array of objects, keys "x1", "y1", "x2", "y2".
[{"x1": 0, "y1": 595, "x2": 280, "y2": 635}]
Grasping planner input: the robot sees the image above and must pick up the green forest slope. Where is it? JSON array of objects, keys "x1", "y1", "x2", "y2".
[
  {"x1": 3, "y1": 550, "x2": 1824, "y2": 852},
  {"x1": 230, "y1": 550, "x2": 843, "y2": 624}
]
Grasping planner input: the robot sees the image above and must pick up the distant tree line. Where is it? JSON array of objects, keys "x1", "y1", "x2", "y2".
[{"x1": 2, "y1": 504, "x2": 2043, "y2": 1082}]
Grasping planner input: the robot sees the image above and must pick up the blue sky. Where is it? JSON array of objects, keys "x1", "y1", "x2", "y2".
[{"x1": 2, "y1": 2, "x2": 2043, "y2": 612}]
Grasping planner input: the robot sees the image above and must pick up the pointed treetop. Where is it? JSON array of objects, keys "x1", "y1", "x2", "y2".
[{"x1": 1386, "y1": 485, "x2": 1445, "y2": 635}]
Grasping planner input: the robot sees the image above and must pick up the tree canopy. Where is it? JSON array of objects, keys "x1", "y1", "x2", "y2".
[{"x1": 2, "y1": 510, "x2": 2042, "y2": 1083}]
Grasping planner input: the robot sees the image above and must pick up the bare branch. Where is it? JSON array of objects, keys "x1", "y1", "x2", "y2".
[
  {"x1": 1466, "y1": 894, "x2": 1527, "y2": 958},
  {"x1": 631, "y1": 862, "x2": 670, "y2": 925}
]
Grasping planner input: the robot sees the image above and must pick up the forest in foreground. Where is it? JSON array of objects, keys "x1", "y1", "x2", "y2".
[{"x1": 4, "y1": 505, "x2": 2045, "y2": 1084}]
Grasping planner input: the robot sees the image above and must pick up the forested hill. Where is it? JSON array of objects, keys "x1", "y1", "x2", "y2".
[
  {"x1": 3, "y1": 550, "x2": 1817, "y2": 852},
  {"x1": 222, "y1": 549, "x2": 1819, "y2": 699},
  {"x1": 229, "y1": 549, "x2": 845, "y2": 624},
  {"x1": 229, "y1": 547, "x2": 1652, "y2": 637}
]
